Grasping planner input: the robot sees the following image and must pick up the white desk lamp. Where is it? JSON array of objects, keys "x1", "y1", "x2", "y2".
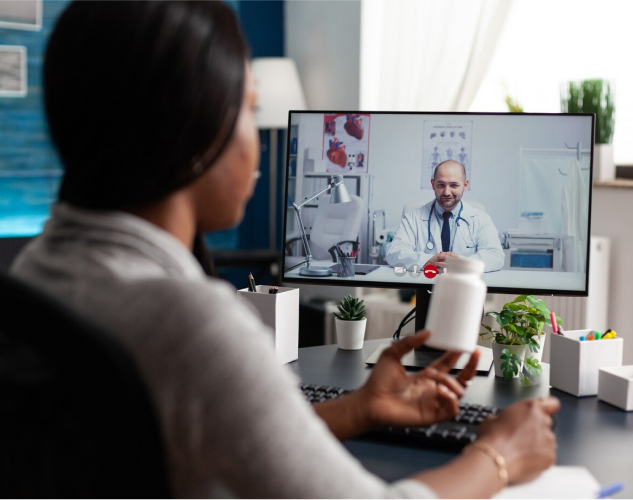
[
  {"x1": 293, "y1": 175, "x2": 351, "y2": 277},
  {"x1": 252, "y1": 57, "x2": 307, "y2": 249}
]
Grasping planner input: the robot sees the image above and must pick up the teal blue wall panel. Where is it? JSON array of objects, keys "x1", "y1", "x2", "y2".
[
  {"x1": 0, "y1": 0, "x2": 286, "y2": 283},
  {"x1": 0, "y1": 0, "x2": 70, "y2": 237}
]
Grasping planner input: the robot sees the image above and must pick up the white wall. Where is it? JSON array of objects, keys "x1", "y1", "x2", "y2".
[
  {"x1": 285, "y1": 0, "x2": 361, "y2": 109},
  {"x1": 591, "y1": 186, "x2": 633, "y2": 364}
]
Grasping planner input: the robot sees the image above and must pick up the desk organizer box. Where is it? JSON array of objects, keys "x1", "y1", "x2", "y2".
[
  {"x1": 237, "y1": 286, "x2": 299, "y2": 364},
  {"x1": 550, "y1": 329, "x2": 623, "y2": 397},
  {"x1": 598, "y1": 366, "x2": 633, "y2": 411}
]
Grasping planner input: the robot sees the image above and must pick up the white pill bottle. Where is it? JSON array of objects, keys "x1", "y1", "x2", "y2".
[{"x1": 424, "y1": 257, "x2": 487, "y2": 353}]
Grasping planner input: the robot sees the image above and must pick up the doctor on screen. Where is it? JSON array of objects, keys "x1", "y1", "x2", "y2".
[{"x1": 386, "y1": 160, "x2": 504, "y2": 273}]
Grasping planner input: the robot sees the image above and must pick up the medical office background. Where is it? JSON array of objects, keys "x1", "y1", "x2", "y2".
[
  {"x1": 2, "y1": 0, "x2": 633, "y2": 363},
  {"x1": 289, "y1": 112, "x2": 591, "y2": 278}
]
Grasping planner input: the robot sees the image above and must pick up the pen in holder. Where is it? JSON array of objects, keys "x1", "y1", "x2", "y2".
[{"x1": 337, "y1": 254, "x2": 356, "y2": 278}]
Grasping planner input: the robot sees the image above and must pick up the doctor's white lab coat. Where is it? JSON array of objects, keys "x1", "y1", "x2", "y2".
[{"x1": 385, "y1": 200, "x2": 505, "y2": 272}]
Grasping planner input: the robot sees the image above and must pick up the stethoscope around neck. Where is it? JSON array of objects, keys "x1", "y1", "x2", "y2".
[{"x1": 425, "y1": 200, "x2": 475, "y2": 251}]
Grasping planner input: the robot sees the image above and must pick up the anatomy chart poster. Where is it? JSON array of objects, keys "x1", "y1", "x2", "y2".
[
  {"x1": 422, "y1": 121, "x2": 473, "y2": 189},
  {"x1": 322, "y1": 113, "x2": 371, "y2": 173}
]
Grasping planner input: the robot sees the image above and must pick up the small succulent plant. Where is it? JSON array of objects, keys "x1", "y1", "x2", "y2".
[{"x1": 334, "y1": 295, "x2": 366, "y2": 321}]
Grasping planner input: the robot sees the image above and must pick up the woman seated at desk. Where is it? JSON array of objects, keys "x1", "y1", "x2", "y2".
[{"x1": 11, "y1": 2, "x2": 559, "y2": 498}]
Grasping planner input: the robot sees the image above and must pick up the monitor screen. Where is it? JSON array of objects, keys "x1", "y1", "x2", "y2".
[{"x1": 282, "y1": 111, "x2": 594, "y2": 296}]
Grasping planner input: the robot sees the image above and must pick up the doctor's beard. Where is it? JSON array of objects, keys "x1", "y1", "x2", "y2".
[{"x1": 438, "y1": 194, "x2": 462, "y2": 210}]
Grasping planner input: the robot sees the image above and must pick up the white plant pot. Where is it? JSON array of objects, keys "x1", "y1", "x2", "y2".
[
  {"x1": 491, "y1": 342, "x2": 527, "y2": 378},
  {"x1": 335, "y1": 318, "x2": 367, "y2": 350},
  {"x1": 593, "y1": 143, "x2": 615, "y2": 181},
  {"x1": 529, "y1": 335, "x2": 545, "y2": 363}
]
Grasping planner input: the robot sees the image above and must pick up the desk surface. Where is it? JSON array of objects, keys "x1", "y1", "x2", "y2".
[
  {"x1": 284, "y1": 261, "x2": 586, "y2": 291},
  {"x1": 291, "y1": 339, "x2": 633, "y2": 498}
]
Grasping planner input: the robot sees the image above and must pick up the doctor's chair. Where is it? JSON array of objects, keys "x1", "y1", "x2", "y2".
[
  {"x1": 285, "y1": 194, "x2": 365, "y2": 267},
  {"x1": 0, "y1": 273, "x2": 171, "y2": 498}
]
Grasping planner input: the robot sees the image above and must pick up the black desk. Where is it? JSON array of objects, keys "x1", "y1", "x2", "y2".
[{"x1": 291, "y1": 339, "x2": 633, "y2": 498}]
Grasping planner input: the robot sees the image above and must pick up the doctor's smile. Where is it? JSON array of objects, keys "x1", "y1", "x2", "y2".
[{"x1": 440, "y1": 196, "x2": 456, "y2": 207}]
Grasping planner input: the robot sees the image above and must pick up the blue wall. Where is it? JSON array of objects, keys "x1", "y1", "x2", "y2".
[
  {"x1": 0, "y1": 1, "x2": 286, "y2": 286},
  {"x1": 240, "y1": 1, "x2": 285, "y2": 250},
  {"x1": 0, "y1": 1, "x2": 70, "y2": 237},
  {"x1": 207, "y1": 1, "x2": 285, "y2": 252}
]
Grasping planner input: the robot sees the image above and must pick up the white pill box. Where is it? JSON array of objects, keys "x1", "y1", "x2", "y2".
[
  {"x1": 549, "y1": 329, "x2": 623, "y2": 397},
  {"x1": 598, "y1": 366, "x2": 633, "y2": 411},
  {"x1": 238, "y1": 286, "x2": 299, "y2": 364}
]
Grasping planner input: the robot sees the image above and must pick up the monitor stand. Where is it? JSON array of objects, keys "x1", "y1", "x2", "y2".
[{"x1": 365, "y1": 289, "x2": 493, "y2": 373}]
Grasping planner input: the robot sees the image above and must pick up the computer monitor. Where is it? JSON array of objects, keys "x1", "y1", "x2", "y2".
[{"x1": 282, "y1": 111, "x2": 594, "y2": 365}]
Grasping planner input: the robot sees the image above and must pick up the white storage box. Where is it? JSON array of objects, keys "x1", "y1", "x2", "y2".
[
  {"x1": 598, "y1": 366, "x2": 633, "y2": 411},
  {"x1": 550, "y1": 329, "x2": 623, "y2": 397},
  {"x1": 238, "y1": 286, "x2": 299, "y2": 364}
]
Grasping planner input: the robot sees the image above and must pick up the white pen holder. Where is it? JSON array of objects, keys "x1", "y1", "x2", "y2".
[
  {"x1": 238, "y1": 286, "x2": 299, "y2": 364},
  {"x1": 550, "y1": 329, "x2": 623, "y2": 397}
]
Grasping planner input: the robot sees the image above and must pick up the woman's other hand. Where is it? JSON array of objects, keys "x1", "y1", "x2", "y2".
[
  {"x1": 476, "y1": 397, "x2": 560, "y2": 485},
  {"x1": 356, "y1": 330, "x2": 480, "y2": 430}
]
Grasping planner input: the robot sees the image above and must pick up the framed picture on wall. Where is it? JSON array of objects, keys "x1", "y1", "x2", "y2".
[
  {"x1": 0, "y1": 46, "x2": 27, "y2": 97},
  {"x1": 0, "y1": 0, "x2": 42, "y2": 31}
]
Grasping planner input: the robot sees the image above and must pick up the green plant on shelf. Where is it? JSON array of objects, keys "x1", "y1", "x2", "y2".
[
  {"x1": 561, "y1": 79, "x2": 615, "y2": 144},
  {"x1": 505, "y1": 95, "x2": 524, "y2": 113}
]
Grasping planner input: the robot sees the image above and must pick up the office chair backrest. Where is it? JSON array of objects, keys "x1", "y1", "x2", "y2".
[
  {"x1": 0, "y1": 273, "x2": 171, "y2": 499},
  {"x1": 309, "y1": 194, "x2": 365, "y2": 260}
]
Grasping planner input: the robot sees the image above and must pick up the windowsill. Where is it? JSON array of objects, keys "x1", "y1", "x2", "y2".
[{"x1": 593, "y1": 179, "x2": 633, "y2": 189}]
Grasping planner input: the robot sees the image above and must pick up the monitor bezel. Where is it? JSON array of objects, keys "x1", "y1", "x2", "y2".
[{"x1": 281, "y1": 110, "x2": 595, "y2": 297}]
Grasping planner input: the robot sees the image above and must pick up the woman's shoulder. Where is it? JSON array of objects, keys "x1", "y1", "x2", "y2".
[
  {"x1": 94, "y1": 275, "x2": 272, "y2": 363},
  {"x1": 121, "y1": 276, "x2": 258, "y2": 325}
]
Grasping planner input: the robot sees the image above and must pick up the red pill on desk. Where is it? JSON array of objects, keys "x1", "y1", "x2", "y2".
[{"x1": 587, "y1": 334, "x2": 594, "y2": 341}]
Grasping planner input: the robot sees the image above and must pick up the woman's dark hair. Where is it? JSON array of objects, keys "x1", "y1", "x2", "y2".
[{"x1": 44, "y1": 1, "x2": 249, "y2": 210}]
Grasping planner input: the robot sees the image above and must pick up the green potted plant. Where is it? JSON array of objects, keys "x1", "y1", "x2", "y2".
[
  {"x1": 561, "y1": 78, "x2": 615, "y2": 180},
  {"x1": 480, "y1": 295, "x2": 561, "y2": 387},
  {"x1": 505, "y1": 94, "x2": 524, "y2": 113},
  {"x1": 334, "y1": 295, "x2": 367, "y2": 350}
]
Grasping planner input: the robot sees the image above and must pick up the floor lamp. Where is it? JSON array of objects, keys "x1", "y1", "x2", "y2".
[{"x1": 252, "y1": 58, "x2": 307, "y2": 250}]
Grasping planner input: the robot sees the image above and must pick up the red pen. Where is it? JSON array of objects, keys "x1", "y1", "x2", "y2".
[{"x1": 550, "y1": 312, "x2": 559, "y2": 334}]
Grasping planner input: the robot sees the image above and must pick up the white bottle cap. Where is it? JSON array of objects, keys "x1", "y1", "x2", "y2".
[{"x1": 445, "y1": 256, "x2": 484, "y2": 275}]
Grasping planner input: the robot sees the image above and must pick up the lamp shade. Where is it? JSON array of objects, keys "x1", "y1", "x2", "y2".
[
  {"x1": 252, "y1": 58, "x2": 307, "y2": 129},
  {"x1": 330, "y1": 175, "x2": 351, "y2": 204}
]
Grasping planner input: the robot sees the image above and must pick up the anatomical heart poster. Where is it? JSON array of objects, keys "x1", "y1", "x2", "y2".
[
  {"x1": 322, "y1": 113, "x2": 371, "y2": 173},
  {"x1": 422, "y1": 121, "x2": 472, "y2": 189}
]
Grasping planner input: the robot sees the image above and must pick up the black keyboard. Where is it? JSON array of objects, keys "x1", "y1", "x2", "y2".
[{"x1": 300, "y1": 383, "x2": 500, "y2": 451}]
